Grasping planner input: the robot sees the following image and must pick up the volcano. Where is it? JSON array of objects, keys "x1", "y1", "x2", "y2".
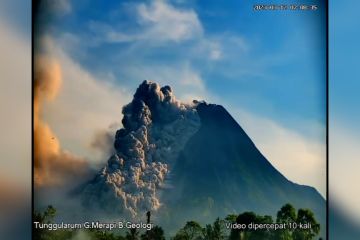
[
  {"x1": 160, "y1": 102, "x2": 325, "y2": 237},
  {"x1": 81, "y1": 80, "x2": 325, "y2": 237}
]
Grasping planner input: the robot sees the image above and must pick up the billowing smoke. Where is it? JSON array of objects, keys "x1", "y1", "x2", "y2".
[
  {"x1": 34, "y1": 55, "x2": 91, "y2": 186},
  {"x1": 82, "y1": 81, "x2": 200, "y2": 218},
  {"x1": 90, "y1": 123, "x2": 119, "y2": 158}
]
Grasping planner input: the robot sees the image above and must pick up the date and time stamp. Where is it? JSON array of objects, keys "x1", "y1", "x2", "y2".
[{"x1": 253, "y1": 4, "x2": 318, "y2": 11}]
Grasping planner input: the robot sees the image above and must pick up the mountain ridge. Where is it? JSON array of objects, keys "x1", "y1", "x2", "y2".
[
  {"x1": 80, "y1": 81, "x2": 325, "y2": 238},
  {"x1": 159, "y1": 102, "x2": 325, "y2": 237}
]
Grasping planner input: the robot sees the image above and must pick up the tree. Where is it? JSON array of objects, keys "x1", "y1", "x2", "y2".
[
  {"x1": 203, "y1": 224, "x2": 214, "y2": 239},
  {"x1": 126, "y1": 228, "x2": 140, "y2": 240},
  {"x1": 89, "y1": 228, "x2": 124, "y2": 240},
  {"x1": 173, "y1": 221, "x2": 203, "y2": 240},
  {"x1": 229, "y1": 212, "x2": 274, "y2": 240},
  {"x1": 33, "y1": 205, "x2": 56, "y2": 223},
  {"x1": 275, "y1": 203, "x2": 297, "y2": 240},
  {"x1": 141, "y1": 226, "x2": 165, "y2": 240},
  {"x1": 202, "y1": 218, "x2": 227, "y2": 240},
  {"x1": 33, "y1": 205, "x2": 57, "y2": 240},
  {"x1": 212, "y1": 218, "x2": 227, "y2": 240},
  {"x1": 248, "y1": 215, "x2": 274, "y2": 240},
  {"x1": 226, "y1": 214, "x2": 240, "y2": 240},
  {"x1": 277, "y1": 204, "x2": 297, "y2": 223},
  {"x1": 225, "y1": 214, "x2": 238, "y2": 224},
  {"x1": 236, "y1": 212, "x2": 257, "y2": 240},
  {"x1": 226, "y1": 212, "x2": 257, "y2": 240},
  {"x1": 293, "y1": 209, "x2": 320, "y2": 240}
]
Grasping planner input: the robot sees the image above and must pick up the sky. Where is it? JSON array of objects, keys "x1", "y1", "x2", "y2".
[
  {"x1": 329, "y1": 0, "x2": 360, "y2": 224},
  {"x1": 34, "y1": 0, "x2": 327, "y2": 197},
  {"x1": 0, "y1": 0, "x2": 31, "y2": 189},
  {"x1": 0, "y1": 0, "x2": 359, "y2": 237},
  {"x1": 0, "y1": 1, "x2": 32, "y2": 238}
]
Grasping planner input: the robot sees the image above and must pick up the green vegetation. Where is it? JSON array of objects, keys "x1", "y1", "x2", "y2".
[{"x1": 33, "y1": 204, "x2": 321, "y2": 240}]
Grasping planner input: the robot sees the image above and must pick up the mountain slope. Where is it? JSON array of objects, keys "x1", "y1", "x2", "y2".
[
  {"x1": 160, "y1": 103, "x2": 325, "y2": 237},
  {"x1": 81, "y1": 81, "x2": 325, "y2": 238}
]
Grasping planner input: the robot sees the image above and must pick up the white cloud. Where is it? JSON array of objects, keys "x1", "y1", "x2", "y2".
[
  {"x1": 205, "y1": 40, "x2": 223, "y2": 60},
  {"x1": 178, "y1": 63, "x2": 205, "y2": 90},
  {"x1": 136, "y1": 0, "x2": 203, "y2": 42},
  {"x1": 87, "y1": 1, "x2": 249, "y2": 65},
  {"x1": 330, "y1": 123, "x2": 360, "y2": 223},
  {"x1": 40, "y1": 37, "x2": 131, "y2": 164},
  {"x1": 188, "y1": 33, "x2": 248, "y2": 63},
  {"x1": 90, "y1": 0, "x2": 203, "y2": 44},
  {"x1": 210, "y1": 48, "x2": 222, "y2": 60},
  {"x1": 88, "y1": 21, "x2": 136, "y2": 43},
  {"x1": 229, "y1": 107, "x2": 326, "y2": 197},
  {"x1": 35, "y1": 0, "x2": 327, "y2": 206},
  {"x1": 121, "y1": 62, "x2": 207, "y2": 103}
]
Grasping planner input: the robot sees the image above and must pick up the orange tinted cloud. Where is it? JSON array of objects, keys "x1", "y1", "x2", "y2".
[{"x1": 34, "y1": 55, "x2": 90, "y2": 186}]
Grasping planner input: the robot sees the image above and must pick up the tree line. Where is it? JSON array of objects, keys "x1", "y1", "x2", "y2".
[{"x1": 33, "y1": 203, "x2": 321, "y2": 240}]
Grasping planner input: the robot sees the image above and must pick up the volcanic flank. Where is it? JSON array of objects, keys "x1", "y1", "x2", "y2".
[{"x1": 81, "y1": 80, "x2": 325, "y2": 236}]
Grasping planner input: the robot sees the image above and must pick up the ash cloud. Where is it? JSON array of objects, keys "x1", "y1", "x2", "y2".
[
  {"x1": 34, "y1": 55, "x2": 91, "y2": 187},
  {"x1": 82, "y1": 80, "x2": 200, "y2": 218},
  {"x1": 90, "y1": 123, "x2": 119, "y2": 159}
]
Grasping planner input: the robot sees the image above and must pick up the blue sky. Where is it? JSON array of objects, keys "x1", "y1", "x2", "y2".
[
  {"x1": 330, "y1": 0, "x2": 360, "y2": 129},
  {"x1": 43, "y1": 0, "x2": 326, "y2": 136},
  {"x1": 330, "y1": 0, "x2": 360, "y2": 224},
  {"x1": 2, "y1": 0, "x2": 360, "y2": 236},
  {"x1": 35, "y1": 0, "x2": 327, "y2": 196}
]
